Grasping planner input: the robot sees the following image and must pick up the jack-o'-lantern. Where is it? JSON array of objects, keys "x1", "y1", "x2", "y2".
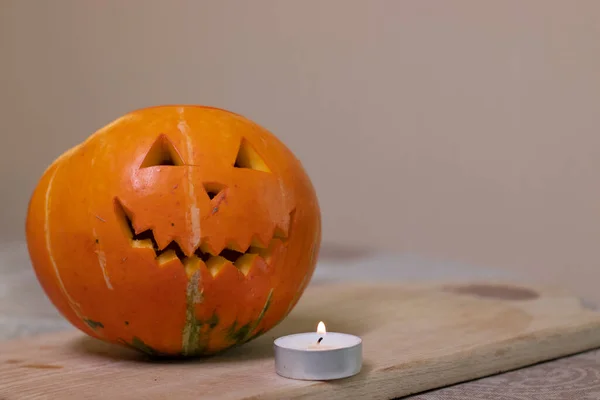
[{"x1": 25, "y1": 105, "x2": 321, "y2": 356}]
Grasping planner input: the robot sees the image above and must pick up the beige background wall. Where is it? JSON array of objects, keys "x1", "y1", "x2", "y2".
[{"x1": 2, "y1": 1, "x2": 600, "y2": 293}]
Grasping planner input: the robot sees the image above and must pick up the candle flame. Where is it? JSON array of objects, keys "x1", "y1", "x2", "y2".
[{"x1": 317, "y1": 321, "x2": 326, "y2": 335}]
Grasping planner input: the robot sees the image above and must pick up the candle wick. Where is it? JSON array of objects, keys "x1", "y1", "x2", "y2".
[{"x1": 317, "y1": 337, "x2": 323, "y2": 344}]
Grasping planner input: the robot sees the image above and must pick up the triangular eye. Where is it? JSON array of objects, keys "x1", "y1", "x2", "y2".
[
  {"x1": 234, "y1": 138, "x2": 270, "y2": 172},
  {"x1": 140, "y1": 134, "x2": 184, "y2": 168}
]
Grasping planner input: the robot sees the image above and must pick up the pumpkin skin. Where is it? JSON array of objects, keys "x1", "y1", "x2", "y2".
[{"x1": 25, "y1": 105, "x2": 321, "y2": 356}]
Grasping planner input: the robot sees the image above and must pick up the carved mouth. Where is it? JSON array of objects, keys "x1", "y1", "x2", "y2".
[{"x1": 114, "y1": 198, "x2": 293, "y2": 277}]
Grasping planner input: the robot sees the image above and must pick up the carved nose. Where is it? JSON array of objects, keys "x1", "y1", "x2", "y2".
[{"x1": 203, "y1": 183, "x2": 226, "y2": 201}]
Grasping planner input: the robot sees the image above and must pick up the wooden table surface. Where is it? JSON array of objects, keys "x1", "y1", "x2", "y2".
[{"x1": 2, "y1": 241, "x2": 599, "y2": 399}]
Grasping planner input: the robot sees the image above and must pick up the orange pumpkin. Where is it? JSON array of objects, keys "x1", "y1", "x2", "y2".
[{"x1": 25, "y1": 105, "x2": 321, "y2": 356}]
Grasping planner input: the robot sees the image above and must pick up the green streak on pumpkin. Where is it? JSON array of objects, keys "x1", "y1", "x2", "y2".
[
  {"x1": 247, "y1": 328, "x2": 265, "y2": 342},
  {"x1": 244, "y1": 288, "x2": 273, "y2": 341},
  {"x1": 83, "y1": 319, "x2": 104, "y2": 330},
  {"x1": 119, "y1": 337, "x2": 161, "y2": 356},
  {"x1": 181, "y1": 270, "x2": 204, "y2": 356},
  {"x1": 207, "y1": 313, "x2": 219, "y2": 329},
  {"x1": 131, "y1": 337, "x2": 159, "y2": 355},
  {"x1": 228, "y1": 289, "x2": 274, "y2": 344},
  {"x1": 227, "y1": 321, "x2": 252, "y2": 343}
]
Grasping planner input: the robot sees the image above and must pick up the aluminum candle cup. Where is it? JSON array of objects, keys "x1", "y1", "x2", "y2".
[{"x1": 273, "y1": 322, "x2": 362, "y2": 380}]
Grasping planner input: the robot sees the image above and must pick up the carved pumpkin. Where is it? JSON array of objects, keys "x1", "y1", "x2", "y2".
[{"x1": 25, "y1": 105, "x2": 321, "y2": 356}]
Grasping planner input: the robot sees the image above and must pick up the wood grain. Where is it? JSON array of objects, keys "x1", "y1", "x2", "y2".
[{"x1": 1, "y1": 281, "x2": 600, "y2": 400}]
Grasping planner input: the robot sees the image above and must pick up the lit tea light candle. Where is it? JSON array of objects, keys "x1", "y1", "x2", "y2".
[{"x1": 274, "y1": 321, "x2": 362, "y2": 380}]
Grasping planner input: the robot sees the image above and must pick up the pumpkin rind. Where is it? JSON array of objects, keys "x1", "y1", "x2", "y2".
[{"x1": 25, "y1": 105, "x2": 321, "y2": 356}]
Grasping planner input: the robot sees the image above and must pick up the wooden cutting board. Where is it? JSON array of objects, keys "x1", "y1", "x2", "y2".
[{"x1": 2, "y1": 281, "x2": 600, "y2": 400}]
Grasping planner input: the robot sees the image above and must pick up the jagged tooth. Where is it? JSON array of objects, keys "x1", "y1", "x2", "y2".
[
  {"x1": 234, "y1": 254, "x2": 258, "y2": 276},
  {"x1": 125, "y1": 212, "x2": 153, "y2": 238},
  {"x1": 252, "y1": 226, "x2": 274, "y2": 249},
  {"x1": 114, "y1": 198, "x2": 153, "y2": 240},
  {"x1": 153, "y1": 232, "x2": 174, "y2": 253},
  {"x1": 183, "y1": 255, "x2": 205, "y2": 278},
  {"x1": 157, "y1": 250, "x2": 181, "y2": 266},
  {"x1": 251, "y1": 238, "x2": 283, "y2": 263},
  {"x1": 199, "y1": 241, "x2": 223, "y2": 256},
  {"x1": 249, "y1": 236, "x2": 268, "y2": 249},
  {"x1": 228, "y1": 236, "x2": 251, "y2": 254},
  {"x1": 131, "y1": 239, "x2": 154, "y2": 250},
  {"x1": 175, "y1": 238, "x2": 198, "y2": 258},
  {"x1": 225, "y1": 240, "x2": 246, "y2": 253},
  {"x1": 206, "y1": 256, "x2": 231, "y2": 277},
  {"x1": 132, "y1": 223, "x2": 154, "y2": 237}
]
